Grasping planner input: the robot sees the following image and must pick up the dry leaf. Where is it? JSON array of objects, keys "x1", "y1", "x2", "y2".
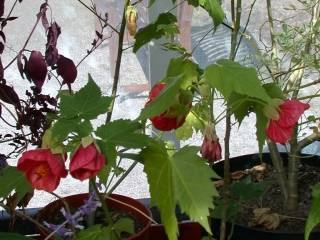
[
  {"x1": 231, "y1": 170, "x2": 247, "y2": 180},
  {"x1": 249, "y1": 208, "x2": 281, "y2": 230}
]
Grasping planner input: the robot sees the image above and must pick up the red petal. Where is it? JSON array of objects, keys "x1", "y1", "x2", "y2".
[
  {"x1": 148, "y1": 83, "x2": 166, "y2": 101},
  {"x1": 57, "y1": 55, "x2": 77, "y2": 86},
  {"x1": 266, "y1": 120, "x2": 293, "y2": 144},
  {"x1": 27, "y1": 51, "x2": 48, "y2": 89},
  {"x1": 278, "y1": 100, "x2": 310, "y2": 127}
]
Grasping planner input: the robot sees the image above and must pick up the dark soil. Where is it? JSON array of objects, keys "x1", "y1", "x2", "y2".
[{"x1": 235, "y1": 162, "x2": 320, "y2": 232}]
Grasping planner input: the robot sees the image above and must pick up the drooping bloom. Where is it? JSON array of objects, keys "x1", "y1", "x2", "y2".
[
  {"x1": 146, "y1": 83, "x2": 192, "y2": 131},
  {"x1": 69, "y1": 144, "x2": 105, "y2": 181},
  {"x1": 17, "y1": 149, "x2": 67, "y2": 192},
  {"x1": 200, "y1": 123, "x2": 222, "y2": 163},
  {"x1": 266, "y1": 99, "x2": 310, "y2": 144}
]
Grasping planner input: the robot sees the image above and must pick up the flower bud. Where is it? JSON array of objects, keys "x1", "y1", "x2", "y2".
[{"x1": 200, "y1": 123, "x2": 222, "y2": 163}]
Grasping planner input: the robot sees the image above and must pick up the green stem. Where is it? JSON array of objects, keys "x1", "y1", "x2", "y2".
[
  {"x1": 107, "y1": 160, "x2": 139, "y2": 194},
  {"x1": 106, "y1": 0, "x2": 131, "y2": 123},
  {"x1": 220, "y1": 1, "x2": 241, "y2": 240},
  {"x1": 267, "y1": 140, "x2": 288, "y2": 202},
  {"x1": 90, "y1": 180, "x2": 121, "y2": 240}
]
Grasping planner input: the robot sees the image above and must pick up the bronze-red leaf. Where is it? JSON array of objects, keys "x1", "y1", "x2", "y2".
[
  {"x1": 0, "y1": 0, "x2": 4, "y2": 17},
  {"x1": 26, "y1": 51, "x2": 48, "y2": 89},
  {"x1": 57, "y1": 55, "x2": 77, "y2": 87},
  {"x1": 0, "y1": 83, "x2": 21, "y2": 109}
]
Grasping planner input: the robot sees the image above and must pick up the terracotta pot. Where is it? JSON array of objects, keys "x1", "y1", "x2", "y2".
[
  {"x1": 37, "y1": 193, "x2": 152, "y2": 240},
  {"x1": 211, "y1": 153, "x2": 320, "y2": 240}
]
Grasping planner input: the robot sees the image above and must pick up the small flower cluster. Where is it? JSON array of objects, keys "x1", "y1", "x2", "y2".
[
  {"x1": 17, "y1": 143, "x2": 106, "y2": 192},
  {"x1": 44, "y1": 192, "x2": 101, "y2": 238}
]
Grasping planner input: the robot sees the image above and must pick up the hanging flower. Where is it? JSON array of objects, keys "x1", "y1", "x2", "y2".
[
  {"x1": 17, "y1": 149, "x2": 67, "y2": 192},
  {"x1": 266, "y1": 99, "x2": 310, "y2": 144},
  {"x1": 69, "y1": 143, "x2": 105, "y2": 181},
  {"x1": 146, "y1": 83, "x2": 192, "y2": 131},
  {"x1": 200, "y1": 123, "x2": 222, "y2": 163}
]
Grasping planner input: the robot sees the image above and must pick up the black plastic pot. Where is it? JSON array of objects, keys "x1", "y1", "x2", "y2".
[{"x1": 211, "y1": 153, "x2": 320, "y2": 240}]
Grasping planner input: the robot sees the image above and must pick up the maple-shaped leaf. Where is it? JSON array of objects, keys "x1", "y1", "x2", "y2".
[
  {"x1": 96, "y1": 119, "x2": 152, "y2": 148},
  {"x1": 205, "y1": 60, "x2": 271, "y2": 103},
  {"x1": 142, "y1": 143, "x2": 218, "y2": 240},
  {"x1": 60, "y1": 74, "x2": 112, "y2": 120}
]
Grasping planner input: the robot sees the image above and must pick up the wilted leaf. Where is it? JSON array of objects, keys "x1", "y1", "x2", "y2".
[
  {"x1": 249, "y1": 208, "x2": 281, "y2": 230},
  {"x1": 45, "y1": 22, "x2": 61, "y2": 66},
  {"x1": 0, "y1": 83, "x2": 21, "y2": 109},
  {"x1": 0, "y1": 0, "x2": 4, "y2": 17}
]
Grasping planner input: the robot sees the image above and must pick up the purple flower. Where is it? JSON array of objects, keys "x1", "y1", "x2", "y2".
[
  {"x1": 43, "y1": 222, "x2": 73, "y2": 238},
  {"x1": 60, "y1": 208, "x2": 84, "y2": 230},
  {"x1": 79, "y1": 192, "x2": 101, "y2": 216}
]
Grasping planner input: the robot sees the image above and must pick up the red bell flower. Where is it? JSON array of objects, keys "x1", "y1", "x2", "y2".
[
  {"x1": 200, "y1": 123, "x2": 222, "y2": 163},
  {"x1": 70, "y1": 143, "x2": 105, "y2": 181},
  {"x1": 147, "y1": 83, "x2": 192, "y2": 131},
  {"x1": 266, "y1": 99, "x2": 310, "y2": 144},
  {"x1": 17, "y1": 149, "x2": 67, "y2": 192}
]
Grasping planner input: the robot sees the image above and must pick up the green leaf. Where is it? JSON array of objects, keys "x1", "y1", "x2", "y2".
[
  {"x1": 205, "y1": 60, "x2": 271, "y2": 103},
  {"x1": 134, "y1": 13, "x2": 178, "y2": 53},
  {"x1": 255, "y1": 107, "x2": 269, "y2": 154},
  {"x1": 51, "y1": 118, "x2": 93, "y2": 141},
  {"x1": 142, "y1": 143, "x2": 218, "y2": 240},
  {"x1": 60, "y1": 75, "x2": 112, "y2": 120},
  {"x1": 149, "y1": 0, "x2": 156, "y2": 7},
  {"x1": 0, "y1": 167, "x2": 32, "y2": 201},
  {"x1": 75, "y1": 225, "x2": 116, "y2": 240},
  {"x1": 263, "y1": 83, "x2": 284, "y2": 99},
  {"x1": 199, "y1": 0, "x2": 224, "y2": 27},
  {"x1": 171, "y1": 146, "x2": 218, "y2": 232},
  {"x1": 141, "y1": 142, "x2": 178, "y2": 240},
  {"x1": 162, "y1": 43, "x2": 190, "y2": 56},
  {"x1": 175, "y1": 112, "x2": 204, "y2": 140},
  {"x1": 228, "y1": 93, "x2": 252, "y2": 124},
  {"x1": 96, "y1": 119, "x2": 152, "y2": 148},
  {"x1": 114, "y1": 218, "x2": 135, "y2": 235},
  {"x1": 0, "y1": 233, "x2": 32, "y2": 240},
  {"x1": 230, "y1": 177, "x2": 267, "y2": 201},
  {"x1": 305, "y1": 183, "x2": 320, "y2": 240},
  {"x1": 96, "y1": 141, "x2": 117, "y2": 185}
]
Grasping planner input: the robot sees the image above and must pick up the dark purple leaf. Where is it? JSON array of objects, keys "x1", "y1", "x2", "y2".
[
  {"x1": 57, "y1": 55, "x2": 77, "y2": 88},
  {"x1": 17, "y1": 53, "x2": 24, "y2": 79},
  {"x1": 0, "y1": 154, "x2": 7, "y2": 169},
  {"x1": 45, "y1": 22, "x2": 61, "y2": 66},
  {"x1": 0, "y1": 42, "x2": 4, "y2": 54},
  {"x1": 26, "y1": 51, "x2": 48, "y2": 89},
  {"x1": 0, "y1": 31, "x2": 6, "y2": 42},
  {"x1": 0, "y1": 0, "x2": 4, "y2": 17},
  {"x1": 39, "y1": 3, "x2": 49, "y2": 31},
  {"x1": 0, "y1": 57, "x2": 3, "y2": 80},
  {"x1": 0, "y1": 83, "x2": 21, "y2": 109},
  {"x1": 0, "y1": 103, "x2": 1, "y2": 117}
]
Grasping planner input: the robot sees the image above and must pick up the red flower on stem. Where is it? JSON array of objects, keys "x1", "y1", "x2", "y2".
[
  {"x1": 200, "y1": 123, "x2": 222, "y2": 163},
  {"x1": 70, "y1": 143, "x2": 105, "y2": 181},
  {"x1": 147, "y1": 83, "x2": 192, "y2": 131},
  {"x1": 266, "y1": 100, "x2": 310, "y2": 144},
  {"x1": 17, "y1": 149, "x2": 67, "y2": 192}
]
